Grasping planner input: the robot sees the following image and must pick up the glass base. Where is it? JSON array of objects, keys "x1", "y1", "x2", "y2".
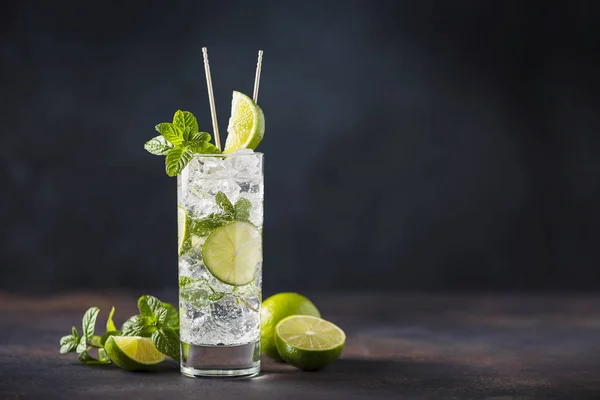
[{"x1": 180, "y1": 340, "x2": 260, "y2": 378}]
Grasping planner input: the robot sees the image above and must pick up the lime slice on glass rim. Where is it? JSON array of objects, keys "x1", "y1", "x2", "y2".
[
  {"x1": 223, "y1": 91, "x2": 265, "y2": 153},
  {"x1": 104, "y1": 336, "x2": 166, "y2": 371},
  {"x1": 201, "y1": 221, "x2": 262, "y2": 286},
  {"x1": 275, "y1": 315, "x2": 345, "y2": 371}
]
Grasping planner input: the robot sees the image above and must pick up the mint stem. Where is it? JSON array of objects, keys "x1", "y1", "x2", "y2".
[{"x1": 236, "y1": 295, "x2": 259, "y2": 313}]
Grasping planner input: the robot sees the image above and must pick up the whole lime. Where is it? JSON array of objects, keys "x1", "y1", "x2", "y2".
[{"x1": 260, "y1": 292, "x2": 320, "y2": 360}]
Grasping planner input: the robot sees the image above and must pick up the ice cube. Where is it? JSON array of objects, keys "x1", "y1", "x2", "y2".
[
  {"x1": 198, "y1": 156, "x2": 227, "y2": 178},
  {"x1": 223, "y1": 152, "x2": 260, "y2": 178},
  {"x1": 232, "y1": 148, "x2": 255, "y2": 155}
]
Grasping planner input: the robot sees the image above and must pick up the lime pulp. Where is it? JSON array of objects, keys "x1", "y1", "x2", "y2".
[
  {"x1": 275, "y1": 315, "x2": 345, "y2": 371},
  {"x1": 223, "y1": 91, "x2": 265, "y2": 153},
  {"x1": 260, "y1": 293, "x2": 321, "y2": 361},
  {"x1": 104, "y1": 336, "x2": 166, "y2": 371}
]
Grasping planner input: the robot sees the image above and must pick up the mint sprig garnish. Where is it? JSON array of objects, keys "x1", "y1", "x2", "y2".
[
  {"x1": 119, "y1": 295, "x2": 180, "y2": 360},
  {"x1": 59, "y1": 307, "x2": 110, "y2": 365},
  {"x1": 59, "y1": 295, "x2": 180, "y2": 367},
  {"x1": 144, "y1": 110, "x2": 220, "y2": 177}
]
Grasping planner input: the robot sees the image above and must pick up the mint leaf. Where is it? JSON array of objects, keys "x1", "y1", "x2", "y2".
[
  {"x1": 138, "y1": 295, "x2": 162, "y2": 320},
  {"x1": 187, "y1": 193, "x2": 252, "y2": 238},
  {"x1": 78, "y1": 351, "x2": 94, "y2": 364},
  {"x1": 144, "y1": 135, "x2": 173, "y2": 156},
  {"x1": 162, "y1": 302, "x2": 179, "y2": 330},
  {"x1": 185, "y1": 132, "x2": 220, "y2": 155},
  {"x1": 152, "y1": 328, "x2": 180, "y2": 360},
  {"x1": 79, "y1": 350, "x2": 110, "y2": 365},
  {"x1": 191, "y1": 213, "x2": 232, "y2": 236},
  {"x1": 179, "y1": 276, "x2": 195, "y2": 288},
  {"x1": 72, "y1": 326, "x2": 79, "y2": 338},
  {"x1": 121, "y1": 315, "x2": 155, "y2": 337},
  {"x1": 186, "y1": 140, "x2": 210, "y2": 154},
  {"x1": 180, "y1": 277, "x2": 212, "y2": 309},
  {"x1": 155, "y1": 308, "x2": 167, "y2": 326},
  {"x1": 234, "y1": 198, "x2": 252, "y2": 222},
  {"x1": 180, "y1": 292, "x2": 207, "y2": 309},
  {"x1": 82, "y1": 307, "x2": 99, "y2": 341},
  {"x1": 173, "y1": 111, "x2": 199, "y2": 141},
  {"x1": 165, "y1": 147, "x2": 193, "y2": 177},
  {"x1": 216, "y1": 192, "x2": 234, "y2": 214},
  {"x1": 208, "y1": 291, "x2": 226, "y2": 302},
  {"x1": 138, "y1": 295, "x2": 168, "y2": 326},
  {"x1": 189, "y1": 131, "x2": 210, "y2": 142},
  {"x1": 180, "y1": 287, "x2": 210, "y2": 309},
  {"x1": 156, "y1": 122, "x2": 183, "y2": 146},
  {"x1": 180, "y1": 277, "x2": 227, "y2": 307},
  {"x1": 76, "y1": 336, "x2": 87, "y2": 354},
  {"x1": 106, "y1": 306, "x2": 116, "y2": 332},
  {"x1": 207, "y1": 284, "x2": 226, "y2": 302},
  {"x1": 201, "y1": 142, "x2": 221, "y2": 154},
  {"x1": 59, "y1": 335, "x2": 78, "y2": 354}
]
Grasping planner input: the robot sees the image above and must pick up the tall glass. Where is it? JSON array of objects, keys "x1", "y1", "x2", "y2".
[{"x1": 177, "y1": 152, "x2": 263, "y2": 377}]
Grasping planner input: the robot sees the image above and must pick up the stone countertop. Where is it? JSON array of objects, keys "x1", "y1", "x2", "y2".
[{"x1": 1, "y1": 292, "x2": 599, "y2": 399}]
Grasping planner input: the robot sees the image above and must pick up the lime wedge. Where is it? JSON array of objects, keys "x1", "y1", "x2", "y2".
[
  {"x1": 178, "y1": 206, "x2": 189, "y2": 256},
  {"x1": 275, "y1": 315, "x2": 345, "y2": 371},
  {"x1": 104, "y1": 336, "x2": 166, "y2": 371},
  {"x1": 202, "y1": 221, "x2": 261, "y2": 286},
  {"x1": 223, "y1": 91, "x2": 265, "y2": 153}
]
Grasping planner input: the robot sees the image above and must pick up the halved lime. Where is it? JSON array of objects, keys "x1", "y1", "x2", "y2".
[
  {"x1": 260, "y1": 293, "x2": 321, "y2": 361},
  {"x1": 104, "y1": 336, "x2": 166, "y2": 371},
  {"x1": 223, "y1": 91, "x2": 265, "y2": 153},
  {"x1": 201, "y1": 221, "x2": 261, "y2": 286},
  {"x1": 178, "y1": 206, "x2": 189, "y2": 256},
  {"x1": 275, "y1": 315, "x2": 345, "y2": 371}
]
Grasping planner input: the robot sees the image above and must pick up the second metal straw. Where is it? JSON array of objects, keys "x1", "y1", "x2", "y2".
[{"x1": 253, "y1": 50, "x2": 264, "y2": 103}]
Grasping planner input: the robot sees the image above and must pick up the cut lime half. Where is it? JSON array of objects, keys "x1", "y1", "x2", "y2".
[
  {"x1": 275, "y1": 315, "x2": 345, "y2": 371},
  {"x1": 260, "y1": 293, "x2": 321, "y2": 361},
  {"x1": 223, "y1": 91, "x2": 265, "y2": 153},
  {"x1": 202, "y1": 221, "x2": 261, "y2": 286},
  {"x1": 104, "y1": 336, "x2": 166, "y2": 371}
]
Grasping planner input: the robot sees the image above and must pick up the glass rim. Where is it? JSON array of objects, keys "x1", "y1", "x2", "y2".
[{"x1": 190, "y1": 152, "x2": 263, "y2": 158}]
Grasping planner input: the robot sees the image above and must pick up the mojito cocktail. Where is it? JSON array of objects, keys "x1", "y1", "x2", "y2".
[
  {"x1": 144, "y1": 46, "x2": 266, "y2": 377},
  {"x1": 178, "y1": 151, "x2": 263, "y2": 377},
  {"x1": 140, "y1": 50, "x2": 347, "y2": 376}
]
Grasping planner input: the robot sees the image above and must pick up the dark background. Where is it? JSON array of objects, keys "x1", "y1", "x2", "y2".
[{"x1": 1, "y1": 0, "x2": 599, "y2": 294}]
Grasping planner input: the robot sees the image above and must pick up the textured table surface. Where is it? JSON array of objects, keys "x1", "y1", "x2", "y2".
[{"x1": 1, "y1": 292, "x2": 599, "y2": 399}]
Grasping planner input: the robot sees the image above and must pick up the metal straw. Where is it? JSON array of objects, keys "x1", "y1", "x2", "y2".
[
  {"x1": 202, "y1": 47, "x2": 221, "y2": 151},
  {"x1": 252, "y1": 50, "x2": 264, "y2": 103}
]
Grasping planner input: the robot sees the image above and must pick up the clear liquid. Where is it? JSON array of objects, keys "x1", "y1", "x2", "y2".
[
  {"x1": 180, "y1": 341, "x2": 260, "y2": 377},
  {"x1": 177, "y1": 153, "x2": 263, "y2": 377}
]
